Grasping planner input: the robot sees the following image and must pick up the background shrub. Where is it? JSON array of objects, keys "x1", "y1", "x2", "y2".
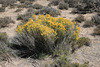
[
  {"x1": 94, "y1": 25, "x2": 100, "y2": 35},
  {"x1": 71, "y1": 8, "x2": 88, "y2": 14},
  {"x1": 74, "y1": 15, "x2": 85, "y2": 23},
  {"x1": 58, "y1": 2, "x2": 69, "y2": 10},
  {"x1": 33, "y1": 4, "x2": 43, "y2": 9},
  {"x1": 0, "y1": 17, "x2": 15, "y2": 28},
  {"x1": 17, "y1": 1, "x2": 33, "y2": 8},
  {"x1": 49, "y1": 54, "x2": 88, "y2": 67},
  {"x1": 0, "y1": 7, "x2": 5, "y2": 12},
  {"x1": 82, "y1": 0, "x2": 97, "y2": 11},
  {"x1": 75, "y1": 4, "x2": 91, "y2": 14},
  {"x1": 9, "y1": 4, "x2": 17, "y2": 9},
  {"x1": 83, "y1": 20, "x2": 94, "y2": 28},
  {"x1": 74, "y1": 0, "x2": 100, "y2": 14},
  {"x1": 0, "y1": 0, "x2": 17, "y2": 8},
  {"x1": 91, "y1": 14, "x2": 100, "y2": 26},
  {"x1": 48, "y1": 0, "x2": 79, "y2": 8},
  {"x1": 39, "y1": 6, "x2": 61, "y2": 17},
  {"x1": 48, "y1": 0, "x2": 100, "y2": 13},
  {"x1": 71, "y1": 8, "x2": 78, "y2": 14},
  {"x1": 27, "y1": 8, "x2": 39, "y2": 15},
  {"x1": 66, "y1": 0, "x2": 79, "y2": 8},
  {"x1": 18, "y1": 0, "x2": 27, "y2": 3},
  {"x1": 17, "y1": 8, "x2": 38, "y2": 22},
  {"x1": 72, "y1": 37, "x2": 91, "y2": 52},
  {"x1": 48, "y1": 0, "x2": 61, "y2": 6},
  {"x1": 23, "y1": 1, "x2": 33, "y2": 8},
  {"x1": 17, "y1": 4, "x2": 25, "y2": 8},
  {"x1": 97, "y1": 25, "x2": 100, "y2": 28},
  {"x1": 91, "y1": 14, "x2": 100, "y2": 35}
]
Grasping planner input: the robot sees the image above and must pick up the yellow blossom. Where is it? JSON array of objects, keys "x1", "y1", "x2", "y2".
[{"x1": 16, "y1": 14, "x2": 80, "y2": 41}]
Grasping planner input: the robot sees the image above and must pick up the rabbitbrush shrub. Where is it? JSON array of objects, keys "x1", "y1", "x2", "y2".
[
  {"x1": 17, "y1": 8, "x2": 38, "y2": 22},
  {"x1": 17, "y1": 1, "x2": 33, "y2": 8},
  {"x1": 14, "y1": 14, "x2": 80, "y2": 58}
]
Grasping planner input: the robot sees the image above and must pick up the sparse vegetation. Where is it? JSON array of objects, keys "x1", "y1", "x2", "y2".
[
  {"x1": 69, "y1": 0, "x2": 100, "y2": 14},
  {"x1": 17, "y1": 13, "x2": 32, "y2": 22},
  {"x1": 47, "y1": 36, "x2": 89, "y2": 67},
  {"x1": 64, "y1": 0, "x2": 79, "y2": 8},
  {"x1": 0, "y1": 32, "x2": 12, "y2": 62},
  {"x1": 0, "y1": 17, "x2": 15, "y2": 28},
  {"x1": 27, "y1": 8, "x2": 39, "y2": 15},
  {"x1": 17, "y1": 8, "x2": 38, "y2": 22},
  {"x1": 49, "y1": 54, "x2": 88, "y2": 67},
  {"x1": 9, "y1": 4, "x2": 17, "y2": 9},
  {"x1": 18, "y1": 0, "x2": 27, "y2": 3}
]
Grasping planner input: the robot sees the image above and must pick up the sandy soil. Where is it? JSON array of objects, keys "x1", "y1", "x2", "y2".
[
  {"x1": 0, "y1": 57, "x2": 53, "y2": 67},
  {"x1": 33, "y1": 0, "x2": 50, "y2": 6}
]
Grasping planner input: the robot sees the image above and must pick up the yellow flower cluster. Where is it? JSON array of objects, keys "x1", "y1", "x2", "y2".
[
  {"x1": 73, "y1": 25, "x2": 80, "y2": 40},
  {"x1": 16, "y1": 14, "x2": 80, "y2": 40}
]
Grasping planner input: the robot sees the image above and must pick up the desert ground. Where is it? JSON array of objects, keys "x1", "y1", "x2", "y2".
[{"x1": 0, "y1": 0, "x2": 100, "y2": 67}]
